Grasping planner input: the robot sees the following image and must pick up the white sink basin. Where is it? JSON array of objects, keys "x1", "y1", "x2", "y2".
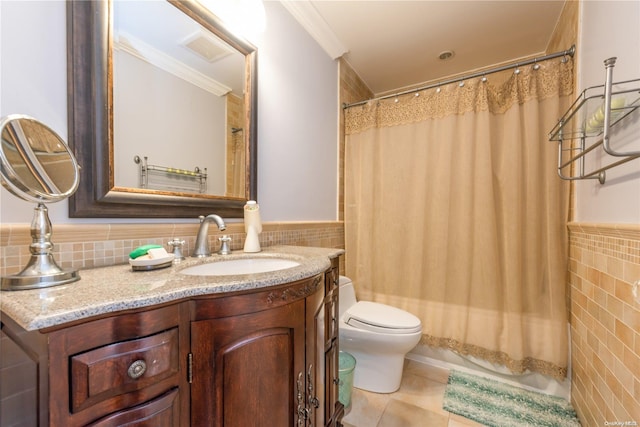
[{"x1": 180, "y1": 258, "x2": 300, "y2": 276}]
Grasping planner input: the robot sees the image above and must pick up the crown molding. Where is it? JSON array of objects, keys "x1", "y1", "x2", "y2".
[
  {"x1": 280, "y1": 0, "x2": 348, "y2": 60},
  {"x1": 115, "y1": 32, "x2": 232, "y2": 97}
]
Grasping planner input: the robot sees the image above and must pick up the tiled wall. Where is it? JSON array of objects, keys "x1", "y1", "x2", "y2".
[
  {"x1": 339, "y1": 58, "x2": 373, "y2": 221},
  {"x1": 568, "y1": 223, "x2": 640, "y2": 425},
  {"x1": 546, "y1": 0, "x2": 578, "y2": 55},
  {"x1": 0, "y1": 221, "x2": 344, "y2": 276},
  {"x1": 546, "y1": 0, "x2": 579, "y2": 225},
  {"x1": 225, "y1": 93, "x2": 245, "y2": 197}
]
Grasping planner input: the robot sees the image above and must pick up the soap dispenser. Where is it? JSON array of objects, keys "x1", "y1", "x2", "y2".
[{"x1": 243, "y1": 200, "x2": 262, "y2": 252}]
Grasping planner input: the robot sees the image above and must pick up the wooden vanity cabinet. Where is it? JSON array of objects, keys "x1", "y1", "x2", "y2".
[
  {"x1": 304, "y1": 257, "x2": 344, "y2": 427},
  {"x1": 0, "y1": 303, "x2": 191, "y2": 426},
  {"x1": 189, "y1": 264, "x2": 343, "y2": 427},
  {"x1": 323, "y1": 258, "x2": 344, "y2": 426},
  {"x1": 51, "y1": 303, "x2": 191, "y2": 426},
  {"x1": 0, "y1": 257, "x2": 343, "y2": 426}
]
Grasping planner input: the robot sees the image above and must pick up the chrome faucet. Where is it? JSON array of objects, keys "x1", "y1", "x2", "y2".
[{"x1": 192, "y1": 214, "x2": 227, "y2": 257}]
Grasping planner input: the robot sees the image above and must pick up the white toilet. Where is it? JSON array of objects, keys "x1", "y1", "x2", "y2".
[{"x1": 338, "y1": 276, "x2": 422, "y2": 393}]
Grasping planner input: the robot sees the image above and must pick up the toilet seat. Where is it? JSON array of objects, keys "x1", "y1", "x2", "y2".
[{"x1": 344, "y1": 301, "x2": 422, "y2": 334}]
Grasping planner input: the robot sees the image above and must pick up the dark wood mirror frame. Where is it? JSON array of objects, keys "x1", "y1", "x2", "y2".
[{"x1": 67, "y1": 0, "x2": 257, "y2": 218}]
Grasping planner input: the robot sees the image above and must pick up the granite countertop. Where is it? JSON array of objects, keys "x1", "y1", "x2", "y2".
[{"x1": 0, "y1": 245, "x2": 344, "y2": 331}]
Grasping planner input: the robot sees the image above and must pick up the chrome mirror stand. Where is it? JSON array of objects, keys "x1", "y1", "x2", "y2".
[{"x1": 1, "y1": 203, "x2": 79, "y2": 291}]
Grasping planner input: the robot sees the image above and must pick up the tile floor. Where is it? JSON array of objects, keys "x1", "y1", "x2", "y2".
[{"x1": 341, "y1": 359, "x2": 484, "y2": 427}]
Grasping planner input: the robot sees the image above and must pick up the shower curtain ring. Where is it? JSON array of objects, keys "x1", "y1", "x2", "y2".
[{"x1": 533, "y1": 59, "x2": 540, "y2": 70}]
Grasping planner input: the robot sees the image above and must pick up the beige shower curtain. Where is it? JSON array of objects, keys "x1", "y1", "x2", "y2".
[{"x1": 344, "y1": 59, "x2": 572, "y2": 379}]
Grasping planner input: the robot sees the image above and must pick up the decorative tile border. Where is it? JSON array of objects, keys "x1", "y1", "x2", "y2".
[
  {"x1": 0, "y1": 221, "x2": 344, "y2": 276},
  {"x1": 568, "y1": 222, "x2": 640, "y2": 266}
]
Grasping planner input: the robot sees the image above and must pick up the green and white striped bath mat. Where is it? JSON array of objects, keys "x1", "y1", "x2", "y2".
[{"x1": 443, "y1": 370, "x2": 581, "y2": 427}]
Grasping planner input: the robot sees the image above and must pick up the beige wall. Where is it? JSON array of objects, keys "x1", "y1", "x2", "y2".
[
  {"x1": 338, "y1": 58, "x2": 374, "y2": 221},
  {"x1": 546, "y1": 0, "x2": 578, "y2": 55}
]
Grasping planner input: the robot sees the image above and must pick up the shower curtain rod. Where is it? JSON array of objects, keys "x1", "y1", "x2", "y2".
[{"x1": 343, "y1": 45, "x2": 576, "y2": 109}]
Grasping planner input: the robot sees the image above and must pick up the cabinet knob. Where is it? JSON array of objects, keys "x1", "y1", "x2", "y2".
[{"x1": 127, "y1": 359, "x2": 147, "y2": 379}]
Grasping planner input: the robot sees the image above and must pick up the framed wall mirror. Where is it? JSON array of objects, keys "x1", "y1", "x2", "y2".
[{"x1": 67, "y1": 0, "x2": 257, "y2": 218}]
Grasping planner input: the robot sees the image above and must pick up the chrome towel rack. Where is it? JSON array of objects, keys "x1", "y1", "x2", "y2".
[
  {"x1": 134, "y1": 155, "x2": 207, "y2": 193},
  {"x1": 549, "y1": 57, "x2": 640, "y2": 184}
]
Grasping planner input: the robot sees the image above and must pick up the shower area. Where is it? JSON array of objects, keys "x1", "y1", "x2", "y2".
[
  {"x1": 343, "y1": 48, "x2": 575, "y2": 399},
  {"x1": 226, "y1": 91, "x2": 247, "y2": 198},
  {"x1": 226, "y1": 126, "x2": 246, "y2": 197}
]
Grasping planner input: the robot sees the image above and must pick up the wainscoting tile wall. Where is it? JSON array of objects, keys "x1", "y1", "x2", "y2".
[
  {"x1": 0, "y1": 221, "x2": 344, "y2": 276},
  {"x1": 568, "y1": 222, "x2": 640, "y2": 425}
]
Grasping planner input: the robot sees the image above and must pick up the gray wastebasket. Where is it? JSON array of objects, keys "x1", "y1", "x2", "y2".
[{"x1": 338, "y1": 351, "x2": 356, "y2": 408}]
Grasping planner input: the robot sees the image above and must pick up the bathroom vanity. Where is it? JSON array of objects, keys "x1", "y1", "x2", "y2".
[{"x1": 0, "y1": 246, "x2": 344, "y2": 427}]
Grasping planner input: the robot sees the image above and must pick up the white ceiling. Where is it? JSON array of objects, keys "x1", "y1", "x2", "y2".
[{"x1": 281, "y1": 0, "x2": 567, "y2": 96}]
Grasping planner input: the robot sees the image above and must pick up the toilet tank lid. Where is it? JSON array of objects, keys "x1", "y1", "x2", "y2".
[
  {"x1": 345, "y1": 301, "x2": 422, "y2": 334},
  {"x1": 338, "y1": 276, "x2": 352, "y2": 286}
]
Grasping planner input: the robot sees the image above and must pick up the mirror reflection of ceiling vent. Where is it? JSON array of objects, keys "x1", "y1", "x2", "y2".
[{"x1": 182, "y1": 30, "x2": 234, "y2": 63}]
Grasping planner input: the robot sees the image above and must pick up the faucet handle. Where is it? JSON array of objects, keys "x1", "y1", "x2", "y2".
[
  {"x1": 168, "y1": 238, "x2": 186, "y2": 262},
  {"x1": 218, "y1": 235, "x2": 232, "y2": 255}
]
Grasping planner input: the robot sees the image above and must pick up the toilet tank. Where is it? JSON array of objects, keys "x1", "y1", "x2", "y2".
[{"x1": 338, "y1": 276, "x2": 357, "y2": 318}]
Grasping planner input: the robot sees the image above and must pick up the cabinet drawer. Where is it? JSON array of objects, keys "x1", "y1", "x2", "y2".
[
  {"x1": 87, "y1": 388, "x2": 180, "y2": 427},
  {"x1": 70, "y1": 328, "x2": 179, "y2": 413}
]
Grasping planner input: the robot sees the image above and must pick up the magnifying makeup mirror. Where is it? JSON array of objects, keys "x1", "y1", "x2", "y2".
[{"x1": 0, "y1": 114, "x2": 81, "y2": 290}]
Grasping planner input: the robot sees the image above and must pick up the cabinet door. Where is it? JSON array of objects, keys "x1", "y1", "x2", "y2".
[
  {"x1": 324, "y1": 343, "x2": 342, "y2": 427},
  {"x1": 308, "y1": 261, "x2": 343, "y2": 427},
  {"x1": 324, "y1": 259, "x2": 343, "y2": 426},
  {"x1": 191, "y1": 299, "x2": 306, "y2": 427},
  {"x1": 324, "y1": 293, "x2": 342, "y2": 426}
]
